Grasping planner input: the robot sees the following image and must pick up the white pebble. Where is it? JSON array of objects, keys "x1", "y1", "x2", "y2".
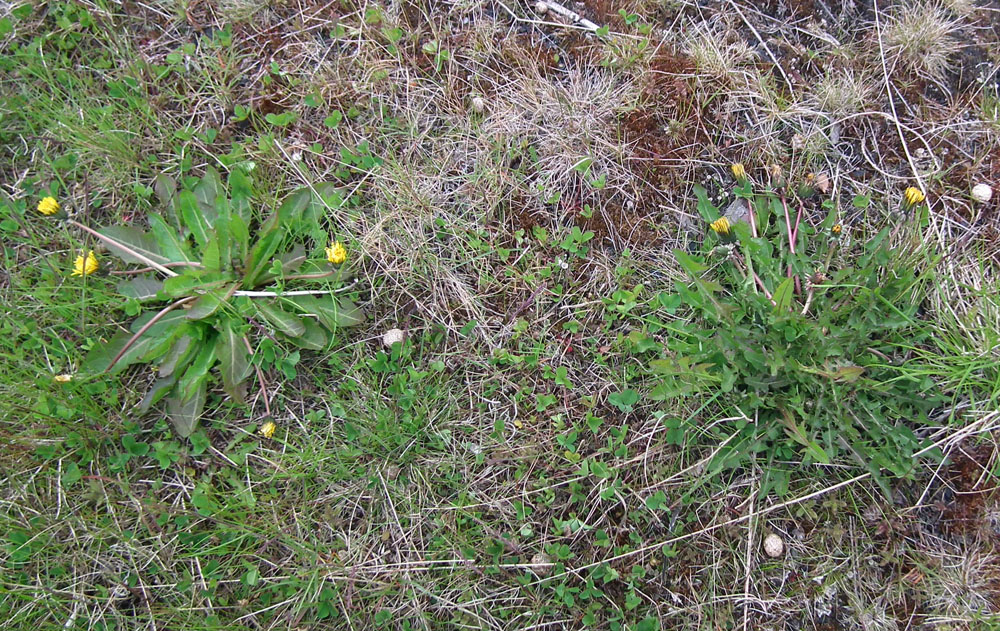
[
  {"x1": 382, "y1": 328, "x2": 405, "y2": 348},
  {"x1": 972, "y1": 183, "x2": 993, "y2": 203},
  {"x1": 530, "y1": 552, "x2": 553, "y2": 576},
  {"x1": 763, "y1": 533, "x2": 784, "y2": 557}
]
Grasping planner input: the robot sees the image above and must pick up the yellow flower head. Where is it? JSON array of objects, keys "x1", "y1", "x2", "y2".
[
  {"x1": 325, "y1": 240, "x2": 346, "y2": 265},
  {"x1": 710, "y1": 217, "x2": 732, "y2": 236},
  {"x1": 259, "y1": 420, "x2": 276, "y2": 438},
  {"x1": 831, "y1": 224, "x2": 842, "y2": 235},
  {"x1": 53, "y1": 374, "x2": 73, "y2": 383},
  {"x1": 731, "y1": 163, "x2": 747, "y2": 181},
  {"x1": 903, "y1": 187, "x2": 925, "y2": 208},
  {"x1": 38, "y1": 197, "x2": 61, "y2": 216},
  {"x1": 71, "y1": 251, "x2": 99, "y2": 276}
]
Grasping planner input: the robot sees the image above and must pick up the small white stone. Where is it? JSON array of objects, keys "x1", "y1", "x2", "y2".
[
  {"x1": 972, "y1": 183, "x2": 993, "y2": 203},
  {"x1": 382, "y1": 328, "x2": 405, "y2": 348},
  {"x1": 763, "y1": 533, "x2": 784, "y2": 557},
  {"x1": 534, "y1": 1, "x2": 548, "y2": 14},
  {"x1": 530, "y1": 552, "x2": 553, "y2": 576},
  {"x1": 470, "y1": 96, "x2": 486, "y2": 113}
]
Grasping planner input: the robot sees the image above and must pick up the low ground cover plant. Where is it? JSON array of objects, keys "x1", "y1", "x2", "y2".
[
  {"x1": 38, "y1": 168, "x2": 363, "y2": 436},
  {"x1": 652, "y1": 170, "x2": 943, "y2": 495}
]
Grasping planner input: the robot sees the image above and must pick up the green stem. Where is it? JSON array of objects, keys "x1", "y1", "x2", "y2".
[{"x1": 242, "y1": 335, "x2": 271, "y2": 419}]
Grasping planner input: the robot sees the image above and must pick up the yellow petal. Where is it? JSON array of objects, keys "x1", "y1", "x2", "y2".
[
  {"x1": 710, "y1": 217, "x2": 732, "y2": 236},
  {"x1": 326, "y1": 241, "x2": 346, "y2": 264},
  {"x1": 904, "y1": 187, "x2": 925, "y2": 206},
  {"x1": 37, "y1": 197, "x2": 60, "y2": 215}
]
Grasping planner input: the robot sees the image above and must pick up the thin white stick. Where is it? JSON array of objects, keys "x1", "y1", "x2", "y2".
[
  {"x1": 535, "y1": 1, "x2": 600, "y2": 32},
  {"x1": 234, "y1": 289, "x2": 335, "y2": 297}
]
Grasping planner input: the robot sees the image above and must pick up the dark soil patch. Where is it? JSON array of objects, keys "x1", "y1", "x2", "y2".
[{"x1": 938, "y1": 444, "x2": 999, "y2": 538}]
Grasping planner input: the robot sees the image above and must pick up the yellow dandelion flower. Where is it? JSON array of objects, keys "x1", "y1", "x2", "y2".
[
  {"x1": 831, "y1": 224, "x2": 842, "y2": 235},
  {"x1": 731, "y1": 163, "x2": 747, "y2": 181},
  {"x1": 325, "y1": 240, "x2": 346, "y2": 265},
  {"x1": 38, "y1": 197, "x2": 61, "y2": 216},
  {"x1": 259, "y1": 420, "x2": 276, "y2": 438},
  {"x1": 71, "y1": 251, "x2": 99, "y2": 276},
  {"x1": 710, "y1": 217, "x2": 732, "y2": 236},
  {"x1": 903, "y1": 187, "x2": 925, "y2": 208},
  {"x1": 54, "y1": 374, "x2": 73, "y2": 383}
]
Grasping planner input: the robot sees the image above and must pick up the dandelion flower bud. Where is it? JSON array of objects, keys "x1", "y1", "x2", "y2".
[
  {"x1": 325, "y1": 240, "x2": 347, "y2": 264},
  {"x1": 709, "y1": 217, "x2": 732, "y2": 236},
  {"x1": 831, "y1": 224, "x2": 842, "y2": 235},
  {"x1": 38, "y1": 196, "x2": 61, "y2": 216},
  {"x1": 259, "y1": 420, "x2": 276, "y2": 438},
  {"x1": 766, "y1": 163, "x2": 784, "y2": 188},
  {"x1": 730, "y1": 163, "x2": 747, "y2": 181},
  {"x1": 903, "y1": 186, "x2": 925, "y2": 208},
  {"x1": 71, "y1": 251, "x2": 99, "y2": 277},
  {"x1": 38, "y1": 197, "x2": 62, "y2": 217}
]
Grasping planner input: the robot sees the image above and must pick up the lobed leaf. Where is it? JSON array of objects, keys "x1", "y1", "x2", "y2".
[
  {"x1": 286, "y1": 319, "x2": 330, "y2": 350},
  {"x1": 193, "y1": 167, "x2": 223, "y2": 217},
  {"x1": 166, "y1": 378, "x2": 207, "y2": 438},
  {"x1": 276, "y1": 188, "x2": 311, "y2": 225},
  {"x1": 117, "y1": 276, "x2": 163, "y2": 302},
  {"x1": 177, "y1": 339, "x2": 217, "y2": 401},
  {"x1": 215, "y1": 320, "x2": 251, "y2": 403},
  {"x1": 242, "y1": 221, "x2": 282, "y2": 288},
  {"x1": 287, "y1": 294, "x2": 365, "y2": 330},
  {"x1": 148, "y1": 213, "x2": 192, "y2": 262},
  {"x1": 230, "y1": 214, "x2": 250, "y2": 264},
  {"x1": 178, "y1": 190, "x2": 215, "y2": 248},
  {"x1": 98, "y1": 226, "x2": 169, "y2": 266},
  {"x1": 153, "y1": 174, "x2": 181, "y2": 230},
  {"x1": 256, "y1": 300, "x2": 306, "y2": 337},
  {"x1": 772, "y1": 278, "x2": 795, "y2": 313},
  {"x1": 185, "y1": 290, "x2": 227, "y2": 321},
  {"x1": 158, "y1": 332, "x2": 196, "y2": 378},
  {"x1": 228, "y1": 168, "x2": 253, "y2": 223},
  {"x1": 140, "y1": 375, "x2": 178, "y2": 413}
]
